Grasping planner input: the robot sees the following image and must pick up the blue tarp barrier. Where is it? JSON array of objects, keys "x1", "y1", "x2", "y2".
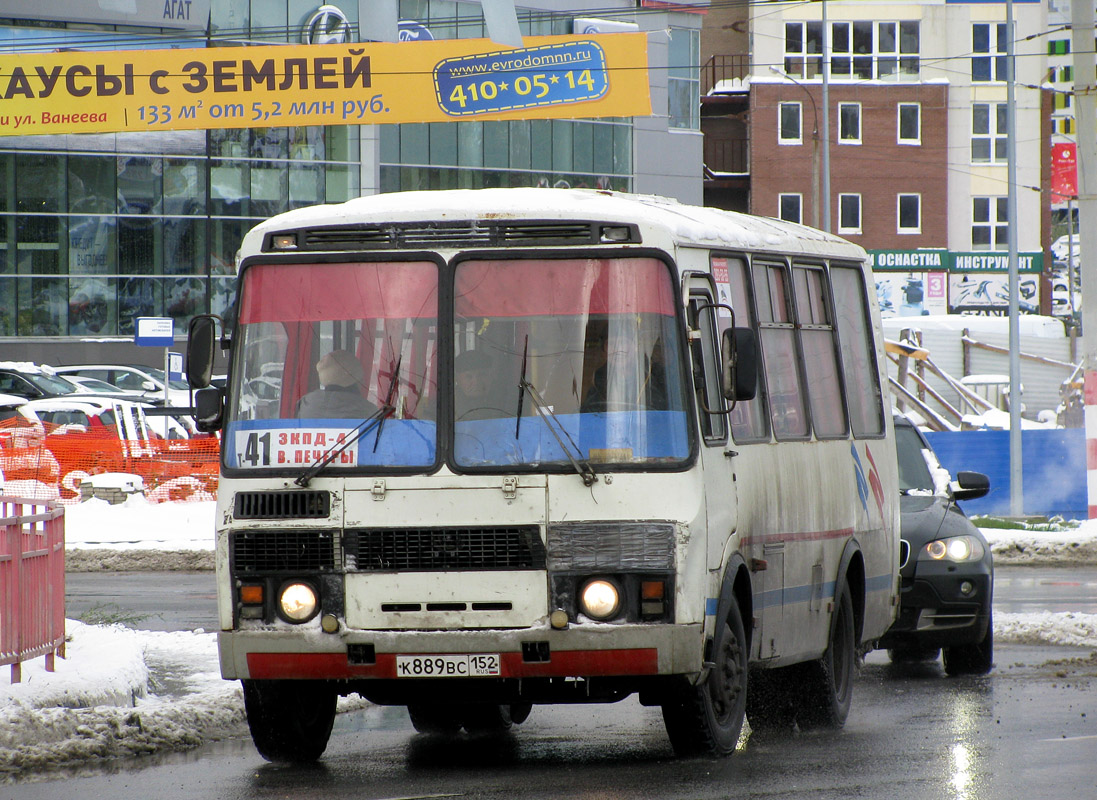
[{"x1": 924, "y1": 428, "x2": 1086, "y2": 520}]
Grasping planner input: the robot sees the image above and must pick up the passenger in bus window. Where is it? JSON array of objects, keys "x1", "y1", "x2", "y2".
[
  {"x1": 580, "y1": 322, "x2": 610, "y2": 412},
  {"x1": 454, "y1": 349, "x2": 500, "y2": 420},
  {"x1": 641, "y1": 339, "x2": 669, "y2": 409},
  {"x1": 296, "y1": 350, "x2": 375, "y2": 419}
]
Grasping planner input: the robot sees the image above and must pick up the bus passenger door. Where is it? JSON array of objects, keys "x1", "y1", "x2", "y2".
[{"x1": 684, "y1": 276, "x2": 739, "y2": 575}]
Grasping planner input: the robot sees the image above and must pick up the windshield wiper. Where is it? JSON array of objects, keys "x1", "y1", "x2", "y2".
[
  {"x1": 371, "y1": 355, "x2": 401, "y2": 453},
  {"x1": 519, "y1": 380, "x2": 597, "y2": 487},
  {"x1": 515, "y1": 335, "x2": 528, "y2": 440},
  {"x1": 295, "y1": 357, "x2": 401, "y2": 488},
  {"x1": 294, "y1": 403, "x2": 393, "y2": 488}
]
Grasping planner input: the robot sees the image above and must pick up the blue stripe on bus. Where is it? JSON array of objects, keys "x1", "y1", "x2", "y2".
[{"x1": 704, "y1": 573, "x2": 894, "y2": 616}]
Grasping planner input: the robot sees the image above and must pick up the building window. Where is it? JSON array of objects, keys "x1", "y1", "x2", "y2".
[
  {"x1": 779, "y1": 194, "x2": 803, "y2": 224},
  {"x1": 668, "y1": 28, "x2": 700, "y2": 130},
  {"x1": 784, "y1": 21, "x2": 823, "y2": 79},
  {"x1": 839, "y1": 103, "x2": 861, "y2": 144},
  {"x1": 972, "y1": 103, "x2": 1007, "y2": 163},
  {"x1": 838, "y1": 194, "x2": 862, "y2": 234},
  {"x1": 898, "y1": 194, "x2": 921, "y2": 233},
  {"x1": 779, "y1": 102, "x2": 803, "y2": 144},
  {"x1": 972, "y1": 196, "x2": 1008, "y2": 249},
  {"x1": 830, "y1": 20, "x2": 919, "y2": 80},
  {"x1": 973, "y1": 23, "x2": 1007, "y2": 82},
  {"x1": 898, "y1": 103, "x2": 920, "y2": 144}
]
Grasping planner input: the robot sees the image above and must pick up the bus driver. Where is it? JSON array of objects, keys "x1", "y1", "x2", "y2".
[{"x1": 296, "y1": 349, "x2": 375, "y2": 419}]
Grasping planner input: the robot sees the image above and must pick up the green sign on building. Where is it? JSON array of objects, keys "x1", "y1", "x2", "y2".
[{"x1": 869, "y1": 249, "x2": 1043, "y2": 273}]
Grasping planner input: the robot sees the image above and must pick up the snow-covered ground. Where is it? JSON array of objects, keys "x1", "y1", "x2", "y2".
[{"x1": 3, "y1": 496, "x2": 1097, "y2": 779}]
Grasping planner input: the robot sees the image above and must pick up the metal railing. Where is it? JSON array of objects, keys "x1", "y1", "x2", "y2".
[
  {"x1": 0, "y1": 496, "x2": 65, "y2": 683},
  {"x1": 701, "y1": 54, "x2": 749, "y2": 95}
]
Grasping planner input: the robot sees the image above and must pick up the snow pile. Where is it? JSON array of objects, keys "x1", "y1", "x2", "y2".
[
  {"x1": 64, "y1": 495, "x2": 216, "y2": 551},
  {"x1": 0, "y1": 622, "x2": 245, "y2": 778},
  {"x1": 995, "y1": 611, "x2": 1097, "y2": 649},
  {"x1": 980, "y1": 521, "x2": 1097, "y2": 565}
]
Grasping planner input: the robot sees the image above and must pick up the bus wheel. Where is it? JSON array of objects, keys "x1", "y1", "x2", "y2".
[
  {"x1": 798, "y1": 582, "x2": 855, "y2": 729},
  {"x1": 661, "y1": 599, "x2": 748, "y2": 756},
  {"x1": 407, "y1": 704, "x2": 463, "y2": 734},
  {"x1": 242, "y1": 679, "x2": 337, "y2": 763}
]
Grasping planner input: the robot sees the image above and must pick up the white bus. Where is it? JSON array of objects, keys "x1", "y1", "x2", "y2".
[{"x1": 186, "y1": 188, "x2": 899, "y2": 762}]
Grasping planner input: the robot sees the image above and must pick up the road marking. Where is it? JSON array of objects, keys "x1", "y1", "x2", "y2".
[{"x1": 1039, "y1": 734, "x2": 1097, "y2": 743}]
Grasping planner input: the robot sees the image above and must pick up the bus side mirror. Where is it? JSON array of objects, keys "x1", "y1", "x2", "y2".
[
  {"x1": 187, "y1": 315, "x2": 218, "y2": 389},
  {"x1": 721, "y1": 327, "x2": 758, "y2": 403},
  {"x1": 193, "y1": 387, "x2": 225, "y2": 433}
]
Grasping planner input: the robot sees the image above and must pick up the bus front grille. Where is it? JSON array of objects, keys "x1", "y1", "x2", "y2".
[
  {"x1": 344, "y1": 526, "x2": 545, "y2": 571},
  {"x1": 231, "y1": 530, "x2": 338, "y2": 573},
  {"x1": 234, "y1": 490, "x2": 330, "y2": 520}
]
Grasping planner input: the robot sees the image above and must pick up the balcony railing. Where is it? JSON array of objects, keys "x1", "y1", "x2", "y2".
[{"x1": 702, "y1": 54, "x2": 749, "y2": 95}]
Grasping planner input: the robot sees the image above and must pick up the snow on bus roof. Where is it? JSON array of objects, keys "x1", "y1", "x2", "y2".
[{"x1": 241, "y1": 188, "x2": 865, "y2": 262}]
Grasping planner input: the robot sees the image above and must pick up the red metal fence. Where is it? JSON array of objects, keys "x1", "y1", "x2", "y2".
[{"x1": 0, "y1": 496, "x2": 66, "y2": 683}]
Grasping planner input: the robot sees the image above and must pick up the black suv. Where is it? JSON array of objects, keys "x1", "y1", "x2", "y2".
[{"x1": 879, "y1": 414, "x2": 994, "y2": 675}]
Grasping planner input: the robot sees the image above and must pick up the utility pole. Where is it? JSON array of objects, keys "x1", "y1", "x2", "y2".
[
  {"x1": 1006, "y1": 0, "x2": 1021, "y2": 515},
  {"x1": 1070, "y1": 0, "x2": 1097, "y2": 518}
]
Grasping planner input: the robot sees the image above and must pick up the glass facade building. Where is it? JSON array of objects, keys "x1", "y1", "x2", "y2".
[
  {"x1": 0, "y1": 12, "x2": 361, "y2": 339},
  {"x1": 2, "y1": 1, "x2": 701, "y2": 345}
]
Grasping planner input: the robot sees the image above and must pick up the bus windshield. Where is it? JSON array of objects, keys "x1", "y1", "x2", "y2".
[
  {"x1": 222, "y1": 256, "x2": 691, "y2": 473},
  {"x1": 452, "y1": 257, "x2": 691, "y2": 470},
  {"x1": 224, "y1": 260, "x2": 439, "y2": 472}
]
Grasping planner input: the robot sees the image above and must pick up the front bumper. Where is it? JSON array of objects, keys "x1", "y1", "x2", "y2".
[
  {"x1": 219, "y1": 622, "x2": 703, "y2": 682},
  {"x1": 878, "y1": 563, "x2": 991, "y2": 650}
]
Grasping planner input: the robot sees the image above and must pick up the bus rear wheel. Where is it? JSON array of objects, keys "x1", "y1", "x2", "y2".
[
  {"x1": 661, "y1": 599, "x2": 748, "y2": 756},
  {"x1": 797, "y1": 582, "x2": 855, "y2": 729},
  {"x1": 242, "y1": 679, "x2": 337, "y2": 762}
]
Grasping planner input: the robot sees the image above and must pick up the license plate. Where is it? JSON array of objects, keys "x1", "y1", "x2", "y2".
[{"x1": 395, "y1": 654, "x2": 501, "y2": 678}]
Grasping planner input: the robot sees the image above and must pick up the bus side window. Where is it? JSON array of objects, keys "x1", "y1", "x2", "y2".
[
  {"x1": 687, "y1": 294, "x2": 727, "y2": 444},
  {"x1": 830, "y1": 264, "x2": 886, "y2": 437},
  {"x1": 720, "y1": 256, "x2": 769, "y2": 442},
  {"x1": 792, "y1": 263, "x2": 848, "y2": 439},
  {"x1": 753, "y1": 262, "x2": 810, "y2": 440}
]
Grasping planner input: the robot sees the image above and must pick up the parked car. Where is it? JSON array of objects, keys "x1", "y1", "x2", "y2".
[
  {"x1": 879, "y1": 413, "x2": 994, "y2": 675},
  {"x1": 64, "y1": 374, "x2": 148, "y2": 399},
  {"x1": 51, "y1": 363, "x2": 191, "y2": 408},
  {"x1": 0, "y1": 362, "x2": 83, "y2": 400}
]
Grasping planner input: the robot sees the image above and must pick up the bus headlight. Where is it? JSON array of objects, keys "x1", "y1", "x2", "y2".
[
  {"x1": 920, "y1": 536, "x2": 985, "y2": 563},
  {"x1": 278, "y1": 581, "x2": 319, "y2": 623},
  {"x1": 579, "y1": 579, "x2": 621, "y2": 620}
]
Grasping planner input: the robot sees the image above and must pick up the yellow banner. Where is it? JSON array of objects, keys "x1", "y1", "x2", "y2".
[{"x1": 0, "y1": 34, "x2": 651, "y2": 137}]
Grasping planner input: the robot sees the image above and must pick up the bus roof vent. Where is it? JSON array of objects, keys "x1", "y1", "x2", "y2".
[
  {"x1": 266, "y1": 220, "x2": 636, "y2": 252},
  {"x1": 234, "y1": 490, "x2": 331, "y2": 520}
]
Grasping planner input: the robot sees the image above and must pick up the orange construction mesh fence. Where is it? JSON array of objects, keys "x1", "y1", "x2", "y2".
[{"x1": 0, "y1": 417, "x2": 219, "y2": 504}]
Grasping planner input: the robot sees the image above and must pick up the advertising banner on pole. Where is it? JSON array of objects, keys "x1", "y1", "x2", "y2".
[
  {"x1": 0, "y1": 34, "x2": 651, "y2": 137},
  {"x1": 1052, "y1": 142, "x2": 1078, "y2": 203}
]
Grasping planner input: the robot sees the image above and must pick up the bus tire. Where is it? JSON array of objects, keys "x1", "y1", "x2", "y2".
[
  {"x1": 661, "y1": 599, "x2": 748, "y2": 756},
  {"x1": 798, "y1": 582, "x2": 855, "y2": 729},
  {"x1": 242, "y1": 679, "x2": 337, "y2": 763},
  {"x1": 407, "y1": 703, "x2": 463, "y2": 734}
]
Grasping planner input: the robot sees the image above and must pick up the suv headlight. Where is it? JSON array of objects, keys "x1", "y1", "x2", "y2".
[{"x1": 920, "y1": 535, "x2": 985, "y2": 563}]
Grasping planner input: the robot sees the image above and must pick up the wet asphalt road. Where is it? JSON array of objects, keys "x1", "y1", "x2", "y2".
[{"x1": 15, "y1": 567, "x2": 1095, "y2": 800}]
